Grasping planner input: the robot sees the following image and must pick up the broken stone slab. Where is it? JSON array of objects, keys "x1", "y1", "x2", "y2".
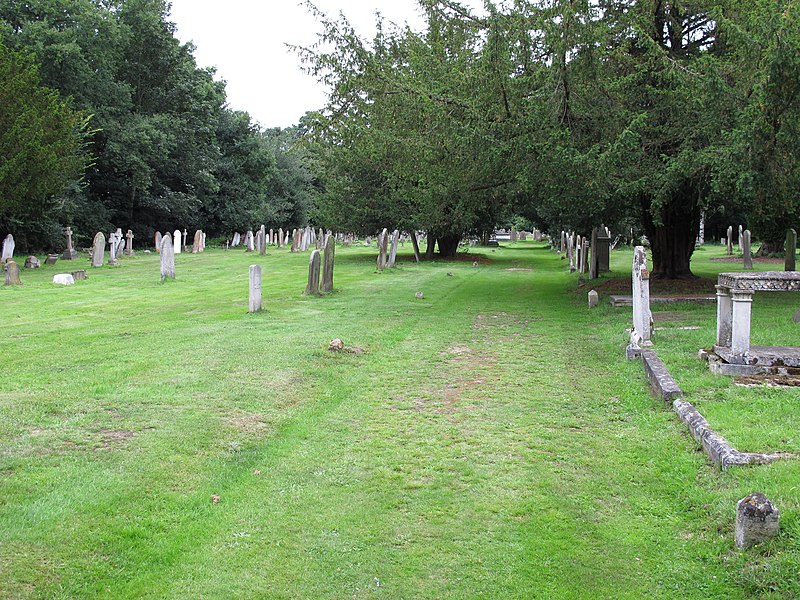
[
  {"x1": 71, "y1": 270, "x2": 87, "y2": 281},
  {"x1": 44, "y1": 254, "x2": 59, "y2": 266},
  {"x1": 24, "y1": 256, "x2": 41, "y2": 269},
  {"x1": 640, "y1": 349, "x2": 682, "y2": 402},
  {"x1": 736, "y1": 493, "x2": 780, "y2": 549}
]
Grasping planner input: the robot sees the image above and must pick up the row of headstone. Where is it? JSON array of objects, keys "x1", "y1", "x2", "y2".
[{"x1": 155, "y1": 229, "x2": 189, "y2": 254}]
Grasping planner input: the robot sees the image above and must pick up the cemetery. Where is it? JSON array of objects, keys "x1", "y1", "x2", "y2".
[{"x1": 1, "y1": 232, "x2": 799, "y2": 597}]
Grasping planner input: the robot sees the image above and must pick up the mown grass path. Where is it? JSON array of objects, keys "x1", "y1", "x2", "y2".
[{"x1": 1, "y1": 243, "x2": 797, "y2": 598}]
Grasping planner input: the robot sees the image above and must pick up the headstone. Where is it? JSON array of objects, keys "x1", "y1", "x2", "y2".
[
  {"x1": 387, "y1": 230, "x2": 399, "y2": 268},
  {"x1": 793, "y1": 309, "x2": 800, "y2": 324},
  {"x1": 305, "y1": 249, "x2": 321, "y2": 296},
  {"x1": 589, "y1": 228, "x2": 598, "y2": 279},
  {"x1": 114, "y1": 229, "x2": 125, "y2": 258},
  {"x1": 630, "y1": 246, "x2": 652, "y2": 352},
  {"x1": 107, "y1": 234, "x2": 118, "y2": 266},
  {"x1": 567, "y1": 234, "x2": 575, "y2": 272},
  {"x1": 269, "y1": 229, "x2": 274, "y2": 245},
  {"x1": 52, "y1": 274, "x2": 75, "y2": 286},
  {"x1": 173, "y1": 229, "x2": 181, "y2": 255},
  {"x1": 596, "y1": 229, "x2": 611, "y2": 273},
  {"x1": 1, "y1": 234, "x2": 14, "y2": 262},
  {"x1": 377, "y1": 228, "x2": 389, "y2": 270},
  {"x1": 183, "y1": 229, "x2": 188, "y2": 252},
  {"x1": 232, "y1": 232, "x2": 241, "y2": 247},
  {"x1": 726, "y1": 226, "x2": 733, "y2": 256},
  {"x1": 155, "y1": 231, "x2": 162, "y2": 253},
  {"x1": 316, "y1": 227, "x2": 324, "y2": 250},
  {"x1": 742, "y1": 230, "x2": 752, "y2": 270},
  {"x1": 560, "y1": 231, "x2": 566, "y2": 254},
  {"x1": 580, "y1": 242, "x2": 589, "y2": 275},
  {"x1": 193, "y1": 230, "x2": 203, "y2": 253},
  {"x1": 510, "y1": 227, "x2": 518, "y2": 242},
  {"x1": 259, "y1": 225, "x2": 266, "y2": 255},
  {"x1": 126, "y1": 230, "x2": 135, "y2": 256},
  {"x1": 697, "y1": 213, "x2": 705, "y2": 246},
  {"x1": 44, "y1": 254, "x2": 58, "y2": 266},
  {"x1": 24, "y1": 256, "x2": 41, "y2": 269},
  {"x1": 588, "y1": 290, "x2": 599, "y2": 308},
  {"x1": 735, "y1": 493, "x2": 779, "y2": 549},
  {"x1": 91, "y1": 232, "x2": 105, "y2": 267},
  {"x1": 249, "y1": 265, "x2": 262, "y2": 313},
  {"x1": 160, "y1": 233, "x2": 175, "y2": 281},
  {"x1": 202, "y1": 233, "x2": 206, "y2": 251},
  {"x1": 4, "y1": 260, "x2": 21, "y2": 286},
  {"x1": 321, "y1": 235, "x2": 335, "y2": 293},
  {"x1": 284, "y1": 231, "x2": 289, "y2": 246},
  {"x1": 786, "y1": 228, "x2": 797, "y2": 272},
  {"x1": 738, "y1": 225, "x2": 744, "y2": 252},
  {"x1": 62, "y1": 226, "x2": 78, "y2": 260},
  {"x1": 71, "y1": 270, "x2": 87, "y2": 281},
  {"x1": 291, "y1": 229, "x2": 299, "y2": 252},
  {"x1": 277, "y1": 228, "x2": 283, "y2": 249}
]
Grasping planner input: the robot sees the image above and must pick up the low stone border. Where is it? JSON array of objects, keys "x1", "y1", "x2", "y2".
[
  {"x1": 610, "y1": 294, "x2": 715, "y2": 307},
  {"x1": 639, "y1": 349, "x2": 791, "y2": 470}
]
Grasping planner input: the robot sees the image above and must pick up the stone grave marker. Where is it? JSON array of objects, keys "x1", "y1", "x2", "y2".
[
  {"x1": 2, "y1": 234, "x2": 14, "y2": 262},
  {"x1": 114, "y1": 229, "x2": 125, "y2": 258},
  {"x1": 588, "y1": 290, "x2": 599, "y2": 308},
  {"x1": 193, "y1": 230, "x2": 204, "y2": 253},
  {"x1": 629, "y1": 245, "x2": 652, "y2": 354},
  {"x1": 160, "y1": 233, "x2": 175, "y2": 281},
  {"x1": 183, "y1": 229, "x2": 188, "y2": 252},
  {"x1": 232, "y1": 232, "x2": 241, "y2": 247},
  {"x1": 155, "y1": 231, "x2": 162, "y2": 253},
  {"x1": 269, "y1": 228, "x2": 274, "y2": 245},
  {"x1": 53, "y1": 274, "x2": 75, "y2": 285},
  {"x1": 92, "y1": 232, "x2": 105, "y2": 267},
  {"x1": 726, "y1": 226, "x2": 733, "y2": 256},
  {"x1": 305, "y1": 249, "x2": 321, "y2": 296},
  {"x1": 278, "y1": 228, "x2": 284, "y2": 248},
  {"x1": 387, "y1": 230, "x2": 399, "y2": 268},
  {"x1": 107, "y1": 233, "x2": 119, "y2": 266},
  {"x1": 44, "y1": 254, "x2": 58, "y2": 266},
  {"x1": 24, "y1": 256, "x2": 41, "y2": 269},
  {"x1": 321, "y1": 235, "x2": 335, "y2": 292},
  {"x1": 173, "y1": 229, "x2": 181, "y2": 255},
  {"x1": 249, "y1": 265, "x2": 262, "y2": 312},
  {"x1": 71, "y1": 270, "x2": 87, "y2": 281},
  {"x1": 736, "y1": 493, "x2": 779, "y2": 549},
  {"x1": 126, "y1": 230, "x2": 135, "y2": 256},
  {"x1": 5, "y1": 260, "x2": 21, "y2": 286},
  {"x1": 786, "y1": 228, "x2": 797, "y2": 272},
  {"x1": 742, "y1": 230, "x2": 752, "y2": 270},
  {"x1": 377, "y1": 228, "x2": 389, "y2": 270},
  {"x1": 580, "y1": 242, "x2": 588, "y2": 275},
  {"x1": 738, "y1": 225, "x2": 744, "y2": 252},
  {"x1": 259, "y1": 225, "x2": 266, "y2": 255},
  {"x1": 63, "y1": 226, "x2": 79, "y2": 259}
]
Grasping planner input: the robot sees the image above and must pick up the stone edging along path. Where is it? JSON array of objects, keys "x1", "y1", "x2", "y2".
[{"x1": 639, "y1": 349, "x2": 793, "y2": 470}]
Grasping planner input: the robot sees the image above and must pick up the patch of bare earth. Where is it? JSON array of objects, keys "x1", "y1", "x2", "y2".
[{"x1": 94, "y1": 428, "x2": 137, "y2": 451}]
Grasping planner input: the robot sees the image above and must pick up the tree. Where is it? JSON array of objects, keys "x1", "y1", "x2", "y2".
[{"x1": 0, "y1": 40, "x2": 91, "y2": 249}]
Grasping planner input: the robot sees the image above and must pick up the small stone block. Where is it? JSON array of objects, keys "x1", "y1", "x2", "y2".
[
  {"x1": 588, "y1": 290, "x2": 599, "y2": 308},
  {"x1": 71, "y1": 270, "x2": 87, "y2": 281},
  {"x1": 53, "y1": 274, "x2": 75, "y2": 286},
  {"x1": 44, "y1": 255, "x2": 59, "y2": 266},
  {"x1": 736, "y1": 493, "x2": 779, "y2": 549}
]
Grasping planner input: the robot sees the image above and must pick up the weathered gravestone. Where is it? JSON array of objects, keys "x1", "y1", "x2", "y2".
[
  {"x1": 588, "y1": 290, "x2": 599, "y2": 308},
  {"x1": 173, "y1": 229, "x2": 181, "y2": 255},
  {"x1": 160, "y1": 233, "x2": 175, "y2": 281},
  {"x1": 258, "y1": 225, "x2": 266, "y2": 255},
  {"x1": 321, "y1": 235, "x2": 335, "y2": 293},
  {"x1": 595, "y1": 228, "x2": 611, "y2": 273},
  {"x1": 44, "y1": 254, "x2": 58, "y2": 266},
  {"x1": 627, "y1": 246, "x2": 652, "y2": 358},
  {"x1": 4, "y1": 260, "x2": 21, "y2": 286},
  {"x1": 291, "y1": 229, "x2": 299, "y2": 252},
  {"x1": 63, "y1": 226, "x2": 79, "y2": 260},
  {"x1": 155, "y1": 231, "x2": 162, "y2": 253},
  {"x1": 305, "y1": 249, "x2": 321, "y2": 296},
  {"x1": 183, "y1": 229, "x2": 188, "y2": 252},
  {"x1": 71, "y1": 270, "x2": 87, "y2": 281},
  {"x1": 193, "y1": 230, "x2": 204, "y2": 253},
  {"x1": 1, "y1": 234, "x2": 14, "y2": 263},
  {"x1": 107, "y1": 233, "x2": 119, "y2": 266},
  {"x1": 742, "y1": 230, "x2": 752, "y2": 270},
  {"x1": 735, "y1": 493, "x2": 779, "y2": 549},
  {"x1": 24, "y1": 256, "x2": 41, "y2": 269},
  {"x1": 567, "y1": 234, "x2": 575, "y2": 272},
  {"x1": 409, "y1": 231, "x2": 421, "y2": 263},
  {"x1": 581, "y1": 242, "x2": 589, "y2": 275},
  {"x1": 114, "y1": 229, "x2": 125, "y2": 258},
  {"x1": 126, "y1": 230, "x2": 135, "y2": 256},
  {"x1": 277, "y1": 228, "x2": 284, "y2": 249},
  {"x1": 786, "y1": 228, "x2": 797, "y2": 272},
  {"x1": 726, "y1": 226, "x2": 733, "y2": 256},
  {"x1": 377, "y1": 228, "x2": 389, "y2": 270},
  {"x1": 269, "y1": 229, "x2": 274, "y2": 245},
  {"x1": 52, "y1": 274, "x2": 75, "y2": 286},
  {"x1": 249, "y1": 265, "x2": 262, "y2": 313},
  {"x1": 387, "y1": 230, "x2": 399, "y2": 268},
  {"x1": 91, "y1": 232, "x2": 105, "y2": 267},
  {"x1": 232, "y1": 232, "x2": 241, "y2": 247},
  {"x1": 739, "y1": 225, "x2": 744, "y2": 252}
]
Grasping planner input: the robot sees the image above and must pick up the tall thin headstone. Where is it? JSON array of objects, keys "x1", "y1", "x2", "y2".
[
  {"x1": 580, "y1": 241, "x2": 589, "y2": 275},
  {"x1": 567, "y1": 234, "x2": 575, "y2": 272},
  {"x1": 738, "y1": 225, "x2": 744, "y2": 252},
  {"x1": 249, "y1": 265, "x2": 262, "y2": 312},
  {"x1": 232, "y1": 232, "x2": 241, "y2": 247},
  {"x1": 259, "y1": 225, "x2": 266, "y2": 255},
  {"x1": 173, "y1": 229, "x2": 181, "y2": 255},
  {"x1": 589, "y1": 228, "x2": 598, "y2": 279},
  {"x1": 126, "y1": 230, "x2": 135, "y2": 256},
  {"x1": 183, "y1": 229, "x2": 188, "y2": 252},
  {"x1": 377, "y1": 228, "x2": 389, "y2": 270},
  {"x1": 108, "y1": 233, "x2": 119, "y2": 266},
  {"x1": 786, "y1": 228, "x2": 797, "y2": 272},
  {"x1": 727, "y1": 226, "x2": 733, "y2": 256},
  {"x1": 278, "y1": 228, "x2": 284, "y2": 248},
  {"x1": 387, "y1": 230, "x2": 400, "y2": 268},
  {"x1": 560, "y1": 231, "x2": 566, "y2": 253},
  {"x1": 742, "y1": 230, "x2": 752, "y2": 270},
  {"x1": 321, "y1": 235, "x2": 335, "y2": 293},
  {"x1": 269, "y1": 228, "x2": 274, "y2": 245},
  {"x1": 91, "y1": 232, "x2": 105, "y2": 267},
  {"x1": 155, "y1": 231, "x2": 162, "y2": 253},
  {"x1": 630, "y1": 246, "x2": 652, "y2": 352},
  {"x1": 306, "y1": 249, "x2": 321, "y2": 295},
  {"x1": 193, "y1": 230, "x2": 203, "y2": 253},
  {"x1": 160, "y1": 233, "x2": 175, "y2": 281},
  {"x1": 1, "y1": 234, "x2": 15, "y2": 262}
]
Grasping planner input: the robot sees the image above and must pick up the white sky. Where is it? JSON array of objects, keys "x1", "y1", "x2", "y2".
[{"x1": 168, "y1": 1, "x2": 430, "y2": 129}]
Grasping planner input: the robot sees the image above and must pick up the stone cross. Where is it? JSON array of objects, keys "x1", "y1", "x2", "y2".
[
  {"x1": 126, "y1": 230, "x2": 135, "y2": 256},
  {"x1": 63, "y1": 227, "x2": 78, "y2": 260},
  {"x1": 108, "y1": 233, "x2": 119, "y2": 266},
  {"x1": 193, "y1": 230, "x2": 204, "y2": 253},
  {"x1": 306, "y1": 249, "x2": 321, "y2": 296},
  {"x1": 786, "y1": 228, "x2": 797, "y2": 272},
  {"x1": 2, "y1": 234, "x2": 15, "y2": 262},
  {"x1": 173, "y1": 229, "x2": 181, "y2": 255},
  {"x1": 630, "y1": 246, "x2": 652, "y2": 353},
  {"x1": 726, "y1": 226, "x2": 733, "y2": 256},
  {"x1": 160, "y1": 233, "x2": 175, "y2": 281},
  {"x1": 249, "y1": 264, "x2": 262, "y2": 312},
  {"x1": 91, "y1": 232, "x2": 105, "y2": 267},
  {"x1": 4, "y1": 260, "x2": 21, "y2": 286},
  {"x1": 155, "y1": 231, "x2": 162, "y2": 253},
  {"x1": 115, "y1": 229, "x2": 125, "y2": 258},
  {"x1": 321, "y1": 235, "x2": 335, "y2": 293},
  {"x1": 387, "y1": 230, "x2": 399, "y2": 268},
  {"x1": 742, "y1": 230, "x2": 752, "y2": 270}
]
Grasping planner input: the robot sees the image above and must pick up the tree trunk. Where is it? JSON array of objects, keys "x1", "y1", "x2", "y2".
[
  {"x1": 755, "y1": 241, "x2": 784, "y2": 256},
  {"x1": 409, "y1": 231, "x2": 421, "y2": 262},
  {"x1": 437, "y1": 234, "x2": 461, "y2": 258},
  {"x1": 425, "y1": 235, "x2": 436, "y2": 260},
  {"x1": 641, "y1": 187, "x2": 700, "y2": 279}
]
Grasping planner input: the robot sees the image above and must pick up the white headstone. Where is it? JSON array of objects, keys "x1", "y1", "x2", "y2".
[
  {"x1": 174, "y1": 229, "x2": 182, "y2": 254},
  {"x1": 249, "y1": 264, "x2": 262, "y2": 312},
  {"x1": 91, "y1": 232, "x2": 105, "y2": 267},
  {"x1": 52, "y1": 274, "x2": 75, "y2": 286},
  {"x1": 631, "y1": 246, "x2": 652, "y2": 348},
  {"x1": 2, "y1": 234, "x2": 15, "y2": 262}
]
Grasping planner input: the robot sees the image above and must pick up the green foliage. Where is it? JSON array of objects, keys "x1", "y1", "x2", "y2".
[{"x1": 0, "y1": 40, "x2": 91, "y2": 248}]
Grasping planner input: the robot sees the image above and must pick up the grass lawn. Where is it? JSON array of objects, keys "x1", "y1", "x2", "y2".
[{"x1": 1, "y1": 240, "x2": 798, "y2": 598}]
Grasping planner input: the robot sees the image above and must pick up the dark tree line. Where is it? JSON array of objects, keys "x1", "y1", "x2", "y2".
[{"x1": 0, "y1": 0, "x2": 318, "y2": 251}]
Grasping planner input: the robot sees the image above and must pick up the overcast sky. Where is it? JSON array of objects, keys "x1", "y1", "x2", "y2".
[{"x1": 168, "y1": 1, "x2": 430, "y2": 129}]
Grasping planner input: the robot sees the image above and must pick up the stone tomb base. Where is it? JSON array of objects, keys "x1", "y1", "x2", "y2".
[{"x1": 706, "y1": 345, "x2": 800, "y2": 376}]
